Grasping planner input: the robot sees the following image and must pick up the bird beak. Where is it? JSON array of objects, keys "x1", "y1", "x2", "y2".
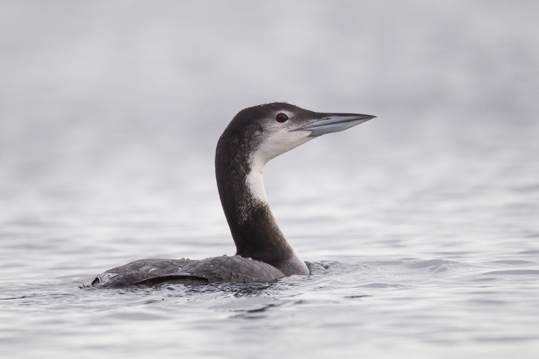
[{"x1": 292, "y1": 113, "x2": 375, "y2": 137}]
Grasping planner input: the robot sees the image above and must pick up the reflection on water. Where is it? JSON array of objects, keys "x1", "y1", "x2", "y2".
[{"x1": 1, "y1": 1, "x2": 539, "y2": 358}]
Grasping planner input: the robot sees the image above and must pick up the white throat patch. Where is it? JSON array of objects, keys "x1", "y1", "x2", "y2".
[
  {"x1": 250, "y1": 129, "x2": 312, "y2": 170},
  {"x1": 243, "y1": 124, "x2": 313, "y2": 221},
  {"x1": 245, "y1": 168, "x2": 268, "y2": 204}
]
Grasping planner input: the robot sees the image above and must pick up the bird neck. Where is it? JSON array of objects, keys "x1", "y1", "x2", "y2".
[{"x1": 215, "y1": 137, "x2": 308, "y2": 276}]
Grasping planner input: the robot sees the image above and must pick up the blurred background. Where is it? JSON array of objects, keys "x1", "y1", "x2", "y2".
[
  {"x1": 1, "y1": 0, "x2": 538, "y2": 272},
  {"x1": 1, "y1": 1, "x2": 539, "y2": 358}
]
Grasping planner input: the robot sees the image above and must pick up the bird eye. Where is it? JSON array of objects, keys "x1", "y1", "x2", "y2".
[{"x1": 276, "y1": 113, "x2": 288, "y2": 123}]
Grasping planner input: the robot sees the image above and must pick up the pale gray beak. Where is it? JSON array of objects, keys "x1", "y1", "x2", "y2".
[{"x1": 293, "y1": 113, "x2": 375, "y2": 137}]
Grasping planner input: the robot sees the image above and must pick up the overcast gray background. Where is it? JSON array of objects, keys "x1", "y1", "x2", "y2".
[{"x1": 1, "y1": 1, "x2": 538, "y2": 358}]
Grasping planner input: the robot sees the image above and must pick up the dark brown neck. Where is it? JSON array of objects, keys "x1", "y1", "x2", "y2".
[{"x1": 215, "y1": 136, "x2": 294, "y2": 268}]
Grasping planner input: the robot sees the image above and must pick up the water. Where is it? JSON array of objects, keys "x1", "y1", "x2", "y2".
[{"x1": 1, "y1": 1, "x2": 539, "y2": 358}]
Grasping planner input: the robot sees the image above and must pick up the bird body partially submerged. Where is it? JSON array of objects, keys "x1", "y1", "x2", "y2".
[
  {"x1": 92, "y1": 256, "x2": 285, "y2": 288},
  {"x1": 91, "y1": 103, "x2": 374, "y2": 288}
]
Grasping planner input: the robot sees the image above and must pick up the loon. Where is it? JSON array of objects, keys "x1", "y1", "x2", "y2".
[{"x1": 91, "y1": 103, "x2": 374, "y2": 288}]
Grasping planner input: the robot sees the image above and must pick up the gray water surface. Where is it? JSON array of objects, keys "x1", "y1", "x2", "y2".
[{"x1": 1, "y1": 1, "x2": 539, "y2": 358}]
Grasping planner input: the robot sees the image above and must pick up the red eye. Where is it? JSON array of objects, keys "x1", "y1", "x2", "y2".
[{"x1": 276, "y1": 113, "x2": 288, "y2": 123}]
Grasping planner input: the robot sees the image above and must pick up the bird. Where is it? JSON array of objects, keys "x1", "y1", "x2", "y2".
[{"x1": 91, "y1": 102, "x2": 374, "y2": 288}]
